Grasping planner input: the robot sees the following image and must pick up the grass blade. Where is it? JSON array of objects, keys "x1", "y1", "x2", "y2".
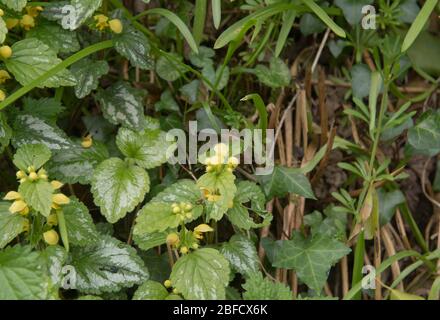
[
  {"x1": 193, "y1": 0, "x2": 207, "y2": 46},
  {"x1": 275, "y1": 9, "x2": 296, "y2": 57},
  {"x1": 212, "y1": 0, "x2": 222, "y2": 29},
  {"x1": 301, "y1": 0, "x2": 346, "y2": 38}
]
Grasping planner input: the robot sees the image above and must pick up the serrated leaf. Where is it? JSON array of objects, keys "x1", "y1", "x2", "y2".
[
  {"x1": 26, "y1": 21, "x2": 80, "y2": 53},
  {"x1": 0, "y1": 112, "x2": 11, "y2": 153},
  {"x1": 254, "y1": 57, "x2": 291, "y2": 88},
  {"x1": 5, "y1": 38, "x2": 76, "y2": 88},
  {"x1": 133, "y1": 280, "x2": 169, "y2": 300},
  {"x1": 0, "y1": 16, "x2": 7, "y2": 44},
  {"x1": 116, "y1": 126, "x2": 175, "y2": 169},
  {"x1": 0, "y1": 202, "x2": 26, "y2": 249},
  {"x1": 272, "y1": 232, "x2": 351, "y2": 293},
  {"x1": 68, "y1": 235, "x2": 149, "y2": 294},
  {"x1": 67, "y1": 0, "x2": 103, "y2": 30},
  {"x1": 0, "y1": 0, "x2": 27, "y2": 11},
  {"x1": 63, "y1": 197, "x2": 99, "y2": 246},
  {"x1": 152, "y1": 179, "x2": 203, "y2": 204},
  {"x1": 170, "y1": 248, "x2": 230, "y2": 300},
  {"x1": 96, "y1": 81, "x2": 146, "y2": 131},
  {"x1": 91, "y1": 158, "x2": 150, "y2": 223},
  {"x1": 242, "y1": 272, "x2": 292, "y2": 300},
  {"x1": 114, "y1": 24, "x2": 152, "y2": 69},
  {"x1": 197, "y1": 170, "x2": 237, "y2": 221},
  {"x1": 220, "y1": 235, "x2": 259, "y2": 276},
  {"x1": 0, "y1": 245, "x2": 48, "y2": 299},
  {"x1": 13, "y1": 115, "x2": 74, "y2": 150},
  {"x1": 71, "y1": 58, "x2": 109, "y2": 98},
  {"x1": 257, "y1": 166, "x2": 315, "y2": 199},
  {"x1": 13, "y1": 143, "x2": 51, "y2": 171},
  {"x1": 22, "y1": 97, "x2": 65, "y2": 124},
  {"x1": 18, "y1": 179, "x2": 54, "y2": 217},
  {"x1": 156, "y1": 53, "x2": 187, "y2": 82},
  {"x1": 40, "y1": 245, "x2": 67, "y2": 287},
  {"x1": 47, "y1": 143, "x2": 109, "y2": 185}
]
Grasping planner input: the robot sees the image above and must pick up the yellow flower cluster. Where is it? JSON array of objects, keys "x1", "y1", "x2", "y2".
[
  {"x1": 6, "y1": 6, "x2": 43, "y2": 31},
  {"x1": 166, "y1": 224, "x2": 213, "y2": 255},
  {"x1": 93, "y1": 14, "x2": 123, "y2": 34},
  {"x1": 171, "y1": 202, "x2": 193, "y2": 221},
  {"x1": 204, "y1": 143, "x2": 239, "y2": 173}
]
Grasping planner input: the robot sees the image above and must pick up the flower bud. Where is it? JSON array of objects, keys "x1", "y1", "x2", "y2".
[
  {"x1": 29, "y1": 172, "x2": 38, "y2": 181},
  {"x1": 180, "y1": 246, "x2": 188, "y2": 254},
  {"x1": 166, "y1": 233, "x2": 180, "y2": 246},
  {"x1": 43, "y1": 230, "x2": 59, "y2": 245},
  {"x1": 109, "y1": 19, "x2": 123, "y2": 34},
  {"x1": 164, "y1": 279, "x2": 172, "y2": 288}
]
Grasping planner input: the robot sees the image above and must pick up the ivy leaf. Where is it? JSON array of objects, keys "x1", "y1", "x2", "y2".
[
  {"x1": 26, "y1": 21, "x2": 80, "y2": 54},
  {"x1": 22, "y1": 97, "x2": 65, "y2": 124},
  {"x1": 116, "y1": 126, "x2": 176, "y2": 169},
  {"x1": 156, "y1": 53, "x2": 187, "y2": 82},
  {"x1": 257, "y1": 166, "x2": 315, "y2": 199},
  {"x1": 91, "y1": 158, "x2": 150, "y2": 223},
  {"x1": 254, "y1": 57, "x2": 291, "y2": 88},
  {"x1": 220, "y1": 235, "x2": 259, "y2": 276},
  {"x1": 134, "y1": 202, "x2": 179, "y2": 234},
  {"x1": 13, "y1": 143, "x2": 51, "y2": 171},
  {"x1": 71, "y1": 58, "x2": 109, "y2": 98},
  {"x1": 18, "y1": 179, "x2": 54, "y2": 217},
  {"x1": 0, "y1": 245, "x2": 48, "y2": 299},
  {"x1": 408, "y1": 110, "x2": 440, "y2": 154},
  {"x1": 377, "y1": 189, "x2": 406, "y2": 226},
  {"x1": 12, "y1": 115, "x2": 74, "y2": 151},
  {"x1": 170, "y1": 248, "x2": 230, "y2": 300},
  {"x1": 0, "y1": 202, "x2": 26, "y2": 249},
  {"x1": 304, "y1": 206, "x2": 347, "y2": 241},
  {"x1": 0, "y1": 113, "x2": 11, "y2": 153},
  {"x1": 197, "y1": 170, "x2": 237, "y2": 221},
  {"x1": 5, "y1": 38, "x2": 76, "y2": 88},
  {"x1": 114, "y1": 25, "x2": 153, "y2": 70},
  {"x1": 67, "y1": 0, "x2": 103, "y2": 30},
  {"x1": 47, "y1": 143, "x2": 109, "y2": 185},
  {"x1": 242, "y1": 272, "x2": 292, "y2": 300},
  {"x1": 63, "y1": 197, "x2": 99, "y2": 246},
  {"x1": 334, "y1": 0, "x2": 374, "y2": 25},
  {"x1": 272, "y1": 232, "x2": 351, "y2": 293},
  {"x1": 96, "y1": 81, "x2": 146, "y2": 131},
  {"x1": 68, "y1": 235, "x2": 149, "y2": 294},
  {"x1": 0, "y1": 0, "x2": 27, "y2": 11},
  {"x1": 133, "y1": 280, "x2": 169, "y2": 300}
]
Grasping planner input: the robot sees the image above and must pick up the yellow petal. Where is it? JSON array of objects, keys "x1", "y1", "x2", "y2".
[
  {"x1": 194, "y1": 224, "x2": 214, "y2": 233},
  {"x1": 9, "y1": 200, "x2": 27, "y2": 214},
  {"x1": 52, "y1": 193, "x2": 70, "y2": 205},
  {"x1": 3, "y1": 191, "x2": 21, "y2": 200},
  {"x1": 51, "y1": 181, "x2": 64, "y2": 190}
]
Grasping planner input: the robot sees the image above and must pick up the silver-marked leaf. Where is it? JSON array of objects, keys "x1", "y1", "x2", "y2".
[
  {"x1": 40, "y1": 245, "x2": 67, "y2": 287},
  {"x1": 13, "y1": 143, "x2": 51, "y2": 171},
  {"x1": 22, "y1": 97, "x2": 65, "y2": 124},
  {"x1": 96, "y1": 81, "x2": 146, "y2": 131},
  {"x1": 170, "y1": 248, "x2": 230, "y2": 300},
  {"x1": 114, "y1": 25, "x2": 153, "y2": 70},
  {"x1": 63, "y1": 197, "x2": 99, "y2": 246},
  {"x1": 0, "y1": 202, "x2": 26, "y2": 249},
  {"x1": 67, "y1": 0, "x2": 103, "y2": 30},
  {"x1": 91, "y1": 158, "x2": 150, "y2": 223},
  {"x1": 133, "y1": 280, "x2": 169, "y2": 300},
  {"x1": 220, "y1": 235, "x2": 259, "y2": 276},
  {"x1": 18, "y1": 179, "x2": 53, "y2": 217},
  {"x1": 71, "y1": 58, "x2": 109, "y2": 98},
  {"x1": 5, "y1": 38, "x2": 76, "y2": 88},
  {"x1": 68, "y1": 235, "x2": 149, "y2": 294},
  {"x1": 26, "y1": 21, "x2": 80, "y2": 53},
  {"x1": 0, "y1": 0, "x2": 27, "y2": 11}
]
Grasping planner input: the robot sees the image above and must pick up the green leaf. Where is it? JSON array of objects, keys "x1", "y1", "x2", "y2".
[
  {"x1": 0, "y1": 0, "x2": 27, "y2": 11},
  {"x1": 401, "y1": 0, "x2": 438, "y2": 52},
  {"x1": 26, "y1": 21, "x2": 80, "y2": 54},
  {"x1": 114, "y1": 25, "x2": 153, "y2": 70},
  {"x1": 408, "y1": 111, "x2": 440, "y2": 154},
  {"x1": 0, "y1": 112, "x2": 11, "y2": 153},
  {"x1": 47, "y1": 143, "x2": 109, "y2": 185},
  {"x1": 63, "y1": 197, "x2": 99, "y2": 246},
  {"x1": 197, "y1": 170, "x2": 237, "y2": 221},
  {"x1": 377, "y1": 189, "x2": 406, "y2": 226},
  {"x1": 272, "y1": 232, "x2": 351, "y2": 292},
  {"x1": 134, "y1": 202, "x2": 180, "y2": 234},
  {"x1": 300, "y1": 13, "x2": 326, "y2": 36},
  {"x1": 71, "y1": 58, "x2": 109, "y2": 98},
  {"x1": 91, "y1": 158, "x2": 150, "y2": 223},
  {"x1": 257, "y1": 166, "x2": 315, "y2": 199},
  {"x1": 0, "y1": 245, "x2": 48, "y2": 299},
  {"x1": 156, "y1": 53, "x2": 187, "y2": 82},
  {"x1": 96, "y1": 81, "x2": 146, "y2": 131},
  {"x1": 242, "y1": 272, "x2": 292, "y2": 300},
  {"x1": 68, "y1": 235, "x2": 149, "y2": 294},
  {"x1": 40, "y1": 245, "x2": 67, "y2": 287},
  {"x1": 220, "y1": 235, "x2": 259, "y2": 276},
  {"x1": 254, "y1": 57, "x2": 291, "y2": 88},
  {"x1": 275, "y1": 10, "x2": 296, "y2": 57},
  {"x1": 0, "y1": 202, "x2": 26, "y2": 249},
  {"x1": 170, "y1": 248, "x2": 230, "y2": 300},
  {"x1": 152, "y1": 179, "x2": 203, "y2": 204},
  {"x1": 12, "y1": 115, "x2": 74, "y2": 150},
  {"x1": 334, "y1": 0, "x2": 374, "y2": 25},
  {"x1": 68, "y1": 0, "x2": 103, "y2": 30},
  {"x1": 5, "y1": 38, "x2": 76, "y2": 88},
  {"x1": 133, "y1": 280, "x2": 169, "y2": 300},
  {"x1": 202, "y1": 63, "x2": 230, "y2": 91},
  {"x1": 155, "y1": 90, "x2": 181, "y2": 113},
  {"x1": 189, "y1": 46, "x2": 215, "y2": 67},
  {"x1": 13, "y1": 143, "x2": 51, "y2": 171},
  {"x1": 22, "y1": 97, "x2": 65, "y2": 124},
  {"x1": 408, "y1": 31, "x2": 440, "y2": 77},
  {"x1": 116, "y1": 126, "x2": 175, "y2": 169},
  {"x1": 301, "y1": 0, "x2": 346, "y2": 38},
  {"x1": 0, "y1": 16, "x2": 7, "y2": 44},
  {"x1": 304, "y1": 205, "x2": 347, "y2": 241},
  {"x1": 133, "y1": 231, "x2": 168, "y2": 251},
  {"x1": 351, "y1": 63, "x2": 371, "y2": 99},
  {"x1": 18, "y1": 179, "x2": 54, "y2": 217}
]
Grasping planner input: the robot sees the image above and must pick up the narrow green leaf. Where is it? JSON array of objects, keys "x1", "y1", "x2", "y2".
[{"x1": 301, "y1": 0, "x2": 346, "y2": 38}]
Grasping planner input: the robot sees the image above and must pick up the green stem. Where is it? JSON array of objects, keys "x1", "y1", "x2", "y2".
[
  {"x1": 351, "y1": 231, "x2": 365, "y2": 300},
  {"x1": 0, "y1": 40, "x2": 114, "y2": 112},
  {"x1": 369, "y1": 83, "x2": 389, "y2": 170},
  {"x1": 399, "y1": 202, "x2": 429, "y2": 253}
]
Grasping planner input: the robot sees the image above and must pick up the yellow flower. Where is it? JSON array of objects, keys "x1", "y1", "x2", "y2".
[
  {"x1": 16, "y1": 170, "x2": 27, "y2": 180},
  {"x1": 29, "y1": 171, "x2": 38, "y2": 181},
  {"x1": 22, "y1": 219, "x2": 30, "y2": 232},
  {"x1": 52, "y1": 193, "x2": 70, "y2": 207},
  {"x1": 214, "y1": 143, "x2": 229, "y2": 159},
  {"x1": 109, "y1": 19, "x2": 123, "y2": 34},
  {"x1": 20, "y1": 14, "x2": 35, "y2": 31},
  {"x1": 43, "y1": 230, "x2": 59, "y2": 245},
  {"x1": 94, "y1": 14, "x2": 109, "y2": 31},
  {"x1": 51, "y1": 180, "x2": 64, "y2": 190},
  {"x1": 200, "y1": 188, "x2": 221, "y2": 202},
  {"x1": 193, "y1": 224, "x2": 214, "y2": 240},
  {"x1": 9, "y1": 200, "x2": 28, "y2": 215},
  {"x1": 0, "y1": 9, "x2": 4, "y2": 17},
  {"x1": 0, "y1": 70, "x2": 10, "y2": 84},
  {"x1": 5, "y1": 18, "x2": 19, "y2": 30},
  {"x1": 26, "y1": 6, "x2": 43, "y2": 18},
  {"x1": 164, "y1": 279, "x2": 172, "y2": 288},
  {"x1": 81, "y1": 134, "x2": 93, "y2": 148},
  {"x1": 3, "y1": 191, "x2": 21, "y2": 201},
  {"x1": 38, "y1": 168, "x2": 48, "y2": 180},
  {"x1": 0, "y1": 45, "x2": 12, "y2": 59},
  {"x1": 227, "y1": 156, "x2": 239, "y2": 168},
  {"x1": 180, "y1": 246, "x2": 189, "y2": 254}
]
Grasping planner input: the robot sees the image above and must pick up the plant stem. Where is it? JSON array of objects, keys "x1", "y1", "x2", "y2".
[{"x1": 351, "y1": 231, "x2": 365, "y2": 300}]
